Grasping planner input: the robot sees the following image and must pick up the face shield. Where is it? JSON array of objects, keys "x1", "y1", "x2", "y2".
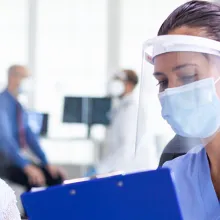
[
  {"x1": 135, "y1": 35, "x2": 220, "y2": 169},
  {"x1": 86, "y1": 35, "x2": 220, "y2": 178}
]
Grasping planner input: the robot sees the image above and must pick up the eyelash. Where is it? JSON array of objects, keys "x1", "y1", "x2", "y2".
[
  {"x1": 156, "y1": 74, "x2": 197, "y2": 87},
  {"x1": 156, "y1": 80, "x2": 168, "y2": 87}
]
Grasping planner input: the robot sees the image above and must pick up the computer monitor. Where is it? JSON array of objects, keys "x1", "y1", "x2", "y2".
[
  {"x1": 28, "y1": 112, "x2": 49, "y2": 137},
  {"x1": 90, "y1": 97, "x2": 111, "y2": 125},
  {"x1": 63, "y1": 96, "x2": 111, "y2": 126},
  {"x1": 28, "y1": 111, "x2": 43, "y2": 135},
  {"x1": 63, "y1": 97, "x2": 83, "y2": 123},
  {"x1": 40, "y1": 113, "x2": 49, "y2": 136}
]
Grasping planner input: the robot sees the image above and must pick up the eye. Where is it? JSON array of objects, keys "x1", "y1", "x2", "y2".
[
  {"x1": 156, "y1": 79, "x2": 168, "y2": 91},
  {"x1": 180, "y1": 74, "x2": 197, "y2": 85}
]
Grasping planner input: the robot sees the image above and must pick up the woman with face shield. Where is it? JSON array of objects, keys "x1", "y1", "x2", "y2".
[{"x1": 140, "y1": 1, "x2": 220, "y2": 219}]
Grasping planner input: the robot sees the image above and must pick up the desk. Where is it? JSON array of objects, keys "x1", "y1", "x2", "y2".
[{"x1": 40, "y1": 138, "x2": 96, "y2": 165}]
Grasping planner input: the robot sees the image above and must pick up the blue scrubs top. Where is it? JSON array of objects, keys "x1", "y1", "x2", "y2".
[{"x1": 164, "y1": 146, "x2": 220, "y2": 220}]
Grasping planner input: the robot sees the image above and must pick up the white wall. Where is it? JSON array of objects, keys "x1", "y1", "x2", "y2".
[
  {"x1": 0, "y1": 0, "x2": 28, "y2": 86},
  {"x1": 120, "y1": 0, "x2": 187, "y2": 70},
  {"x1": 34, "y1": 0, "x2": 108, "y2": 138}
]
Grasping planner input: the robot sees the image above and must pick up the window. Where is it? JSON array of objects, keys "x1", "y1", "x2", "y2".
[
  {"x1": 35, "y1": 0, "x2": 108, "y2": 137},
  {"x1": 0, "y1": 0, "x2": 28, "y2": 89}
]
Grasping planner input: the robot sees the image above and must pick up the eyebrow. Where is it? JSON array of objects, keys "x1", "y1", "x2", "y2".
[
  {"x1": 172, "y1": 64, "x2": 197, "y2": 71},
  {"x1": 153, "y1": 63, "x2": 198, "y2": 77},
  {"x1": 153, "y1": 72, "x2": 165, "y2": 77}
]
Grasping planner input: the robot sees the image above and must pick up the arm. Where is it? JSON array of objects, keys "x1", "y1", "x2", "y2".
[
  {"x1": 25, "y1": 125, "x2": 48, "y2": 165},
  {"x1": 0, "y1": 110, "x2": 30, "y2": 169},
  {"x1": 24, "y1": 113, "x2": 66, "y2": 180}
]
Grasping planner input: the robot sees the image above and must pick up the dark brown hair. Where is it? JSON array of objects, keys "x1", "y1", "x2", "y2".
[
  {"x1": 158, "y1": 1, "x2": 220, "y2": 41},
  {"x1": 123, "y1": 69, "x2": 139, "y2": 86}
]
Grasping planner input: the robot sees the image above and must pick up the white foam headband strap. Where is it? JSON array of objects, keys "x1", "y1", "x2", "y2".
[{"x1": 143, "y1": 35, "x2": 220, "y2": 64}]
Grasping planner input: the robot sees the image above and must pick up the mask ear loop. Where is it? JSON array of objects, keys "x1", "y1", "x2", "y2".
[
  {"x1": 208, "y1": 76, "x2": 220, "y2": 142},
  {"x1": 214, "y1": 77, "x2": 220, "y2": 101},
  {"x1": 215, "y1": 77, "x2": 220, "y2": 84}
]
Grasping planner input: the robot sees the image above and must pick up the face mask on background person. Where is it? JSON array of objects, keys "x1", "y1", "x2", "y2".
[
  {"x1": 17, "y1": 78, "x2": 30, "y2": 108},
  {"x1": 108, "y1": 79, "x2": 125, "y2": 97},
  {"x1": 159, "y1": 77, "x2": 220, "y2": 138},
  {"x1": 18, "y1": 78, "x2": 30, "y2": 94}
]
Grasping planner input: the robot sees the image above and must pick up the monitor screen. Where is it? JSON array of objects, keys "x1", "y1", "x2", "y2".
[
  {"x1": 63, "y1": 96, "x2": 111, "y2": 126},
  {"x1": 28, "y1": 111, "x2": 43, "y2": 135},
  {"x1": 90, "y1": 97, "x2": 111, "y2": 125},
  {"x1": 63, "y1": 97, "x2": 83, "y2": 123},
  {"x1": 28, "y1": 112, "x2": 49, "y2": 136},
  {"x1": 41, "y1": 113, "x2": 49, "y2": 136}
]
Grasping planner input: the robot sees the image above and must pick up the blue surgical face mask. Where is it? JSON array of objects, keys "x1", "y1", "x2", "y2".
[
  {"x1": 159, "y1": 78, "x2": 220, "y2": 138},
  {"x1": 108, "y1": 80, "x2": 125, "y2": 97},
  {"x1": 18, "y1": 79, "x2": 30, "y2": 94}
]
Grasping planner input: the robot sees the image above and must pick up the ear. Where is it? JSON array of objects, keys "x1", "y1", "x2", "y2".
[{"x1": 126, "y1": 82, "x2": 134, "y2": 91}]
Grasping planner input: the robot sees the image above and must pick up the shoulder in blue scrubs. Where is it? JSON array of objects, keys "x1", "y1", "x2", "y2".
[{"x1": 164, "y1": 146, "x2": 220, "y2": 220}]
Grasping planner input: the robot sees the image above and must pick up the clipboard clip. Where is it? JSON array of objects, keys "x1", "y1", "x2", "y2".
[{"x1": 64, "y1": 171, "x2": 124, "y2": 185}]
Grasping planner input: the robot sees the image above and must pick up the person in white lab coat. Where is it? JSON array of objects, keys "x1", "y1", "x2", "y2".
[{"x1": 96, "y1": 69, "x2": 140, "y2": 174}]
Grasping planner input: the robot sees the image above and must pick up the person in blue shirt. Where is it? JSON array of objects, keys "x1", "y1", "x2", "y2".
[
  {"x1": 0, "y1": 65, "x2": 65, "y2": 191},
  {"x1": 140, "y1": 1, "x2": 220, "y2": 219}
]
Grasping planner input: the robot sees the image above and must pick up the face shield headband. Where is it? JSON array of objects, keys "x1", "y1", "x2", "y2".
[{"x1": 143, "y1": 35, "x2": 220, "y2": 64}]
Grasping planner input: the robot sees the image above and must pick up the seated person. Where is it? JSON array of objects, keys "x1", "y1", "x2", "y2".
[{"x1": 0, "y1": 65, "x2": 66, "y2": 191}]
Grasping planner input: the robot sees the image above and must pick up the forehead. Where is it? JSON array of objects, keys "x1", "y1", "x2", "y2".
[
  {"x1": 13, "y1": 67, "x2": 29, "y2": 77},
  {"x1": 154, "y1": 52, "x2": 208, "y2": 73},
  {"x1": 153, "y1": 26, "x2": 213, "y2": 74}
]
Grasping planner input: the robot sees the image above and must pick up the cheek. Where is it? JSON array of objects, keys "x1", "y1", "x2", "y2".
[
  {"x1": 215, "y1": 78, "x2": 220, "y2": 99},
  {"x1": 15, "y1": 79, "x2": 22, "y2": 86},
  {"x1": 213, "y1": 75, "x2": 220, "y2": 99},
  {"x1": 12, "y1": 80, "x2": 19, "y2": 86},
  {"x1": 209, "y1": 64, "x2": 220, "y2": 98}
]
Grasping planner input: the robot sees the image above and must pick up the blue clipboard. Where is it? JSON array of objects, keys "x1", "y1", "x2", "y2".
[{"x1": 21, "y1": 168, "x2": 183, "y2": 220}]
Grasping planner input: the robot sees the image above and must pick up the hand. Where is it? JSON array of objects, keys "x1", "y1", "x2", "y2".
[
  {"x1": 24, "y1": 164, "x2": 45, "y2": 186},
  {"x1": 46, "y1": 165, "x2": 67, "y2": 181},
  {"x1": 85, "y1": 166, "x2": 97, "y2": 177}
]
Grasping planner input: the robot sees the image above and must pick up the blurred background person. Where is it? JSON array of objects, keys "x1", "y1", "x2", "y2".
[
  {"x1": 93, "y1": 69, "x2": 142, "y2": 174},
  {"x1": 0, "y1": 65, "x2": 66, "y2": 191}
]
